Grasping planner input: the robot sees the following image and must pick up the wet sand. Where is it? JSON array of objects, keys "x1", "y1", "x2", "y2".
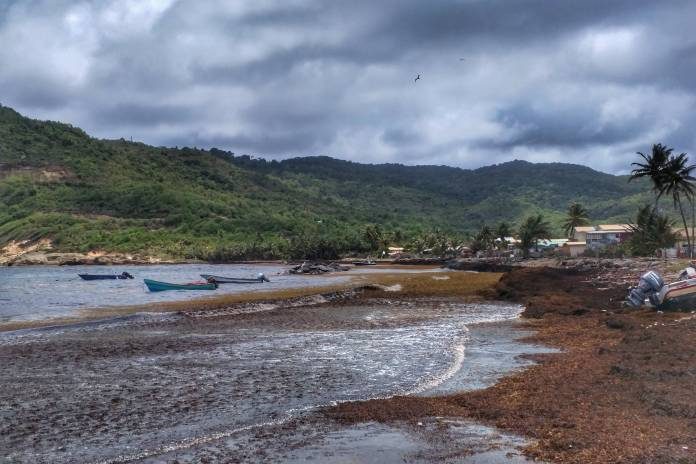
[
  {"x1": 0, "y1": 270, "x2": 546, "y2": 463},
  {"x1": 8, "y1": 264, "x2": 690, "y2": 463}
]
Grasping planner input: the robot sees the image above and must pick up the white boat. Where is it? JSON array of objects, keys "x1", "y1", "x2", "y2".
[
  {"x1": 200, "y1": 273, "x2": 269, "y2": 284},
  {"x1": 626, "y1": 268, "x2": 696, "y2": 311}
]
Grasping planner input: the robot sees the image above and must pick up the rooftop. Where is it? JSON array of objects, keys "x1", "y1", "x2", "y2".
[{"x1": 596, "y1": 224, "x2": 631, "y2": 232}]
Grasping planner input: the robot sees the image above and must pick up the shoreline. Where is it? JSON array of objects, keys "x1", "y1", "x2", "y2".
[
  {"x1": 0, "y1": 273, "x2": 524, "y2": 463},
  {"x1": 0, "y1": 265, "x2": 451, "y2": 332},
  {"x1": 133, "y1": 318, "x2": 552, "y2": 464},
  {"x1": 3, "y1": 262, "x2": 694, "y2": 462},
  {"x1": 323, "y1": 265, "x2": 696, "y2": 463}
]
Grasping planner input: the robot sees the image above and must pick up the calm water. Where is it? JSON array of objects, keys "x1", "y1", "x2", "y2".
[{"x1": 0, "y1": 264, "x2": 353, "y2": 324}]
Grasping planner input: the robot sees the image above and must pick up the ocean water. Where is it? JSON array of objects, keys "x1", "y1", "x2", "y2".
[
  {"x1": 0, "y1": 299, "x2": 539, "y2": 463},
  {"x1": 0, "y1": 264, "x2": 350, "y2": 323}
]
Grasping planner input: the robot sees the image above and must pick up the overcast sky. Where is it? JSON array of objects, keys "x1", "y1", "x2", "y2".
[{"x1": 1, "y1": 0, "x2": 695, "y2": 173}]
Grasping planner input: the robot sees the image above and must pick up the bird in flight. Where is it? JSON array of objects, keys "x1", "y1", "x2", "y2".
[
  {"x1": 459, "y1": 57, "x2": 466, "y2": 61},
  {"x1": 414, "y1": 74, "x2": 421, "y2": 82}
]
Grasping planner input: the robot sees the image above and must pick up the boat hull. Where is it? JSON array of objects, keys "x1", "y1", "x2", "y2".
[
  {"x1": 79, "y1": 274, "x2": 133, "y2": 280},
  {"x1": 200, "y1": 274, "x2": 269, "y2": 284},
  {"x1": 659, "y1": 294, "x2": 696, "y2": 311},
  {"x1": 144, "y1": 279, "x2": 217, "y2": 292}
]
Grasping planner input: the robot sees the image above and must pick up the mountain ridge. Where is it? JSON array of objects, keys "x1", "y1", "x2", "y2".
[{"x1": 0, "y1": 104, "x2": 649, "y2": 259}]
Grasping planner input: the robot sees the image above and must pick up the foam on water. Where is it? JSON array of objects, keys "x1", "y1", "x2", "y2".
[
  {"x1": 90, "y1": 304, "x2": 523, "y2": 463},
  {"x1": 2, "y1": 300, "x2": 526, "y2": 463}
]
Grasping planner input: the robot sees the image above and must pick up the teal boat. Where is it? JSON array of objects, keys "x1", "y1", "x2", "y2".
[{"x1": 144, "y1": 279, "x2": 218, "y2": 292}]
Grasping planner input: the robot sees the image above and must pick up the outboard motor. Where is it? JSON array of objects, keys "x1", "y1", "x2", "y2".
[
  {"x1": 626, "y1": 271, "x2": 664, "y2": 308},
  {"x1": 258, "y1": 273, "x2": 270, "y2": 282}
]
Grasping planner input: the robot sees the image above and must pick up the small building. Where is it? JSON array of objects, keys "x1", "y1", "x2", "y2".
[
  {"x1": 562, "y1": 241, "x2": 587, "y2": 257},
  {"x1": 387, "y1": 246, "x2": 404, "y2": 257},
  {"x1": 572, "y1": 226, "x2": 595, "y2": 243},
  {"x1": 585, "y1": 224, "x2": 632, "y2": 249},
  {"x1": 665, "y1": 228, "x2": 696, "y2": 258},
  {"x1": 495, "y1": 236, "x2": 520, "y2": 249}
]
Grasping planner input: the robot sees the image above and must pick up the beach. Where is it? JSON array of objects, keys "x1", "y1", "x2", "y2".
[
  {"x1": 2, "y1": 263, "x2": 694, "y2": 463},
  {"x1": 0, "y1": 267, "x2": 549, "y2": 463}
]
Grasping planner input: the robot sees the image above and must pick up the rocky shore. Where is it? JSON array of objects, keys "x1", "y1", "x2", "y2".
[{"x1": 0, "y1": 240, "x2": 180, "y2": 266}]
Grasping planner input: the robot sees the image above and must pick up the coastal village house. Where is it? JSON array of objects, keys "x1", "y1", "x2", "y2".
[
  {"x1": 561, "y1": 224, "x2": 632, "y2": 257},
  {"x1": 585, "y1": 224, "x2": 632, "y2": 249},
  {"x1": 559, "y1": 224, "x2": 696, "y2": 258},
  {"x1": 563, "y1": 240, "x2": 587, "y2": 257},
  {"x1": 663, "y1": 228, "x2": 696, "y2": 258},
  {"x1": 572, "y1": 226, "x2": 595, "y2": 243}
]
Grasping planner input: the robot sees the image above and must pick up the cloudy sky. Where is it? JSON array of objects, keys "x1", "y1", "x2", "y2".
[{"x1": 1, "y1": 0, "x2": 695, "y2": 173}]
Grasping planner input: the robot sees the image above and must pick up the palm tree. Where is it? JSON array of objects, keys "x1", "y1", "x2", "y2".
[
  {"x1": 562, "y1": 202, "x2": 589, "y2": 239},
  {"x1": 658, "y1": 153, "x2": 696, "y2": 257},
  {"x1": 518, "y1": 214, "x2": 552, "y2": 258},
  {"x1": 629, "y1": 143, "x2": 672, "y2": 209},
  {"x1": 495, "y1": 222, "x2": 511, "y2": 251},
  {"x1": 628, "y1": 205, "x2": 677, "y2": 256},
  {"x1": 473, "y1": 225, "x2": 495, "y2": 253}
]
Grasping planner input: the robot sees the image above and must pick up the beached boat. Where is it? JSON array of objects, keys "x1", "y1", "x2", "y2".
[
  {"x1": 144, "y1": 279, "x2": 218, "y2": 292},
  {"x1": 79, "y1": 272, "x2": 134, "y2": 280},
  {"x1": 353, "y1": 260, "x2": 376, "y2": 266},
  {"x1": 200, "y1": 273, "x2": 269, "y2": 284},
  {"x1": 626, "y1": 268, "x2": 696, "y2": 311}
]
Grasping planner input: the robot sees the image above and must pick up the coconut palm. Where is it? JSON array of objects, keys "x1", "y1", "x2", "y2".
[
  {"x1": 518, "y1": 214, "x2": 551, "y2": 258},
  {"x1": 628, "y1": 205, "x2": 677, "y2": 256},
  {"x1": 658, "y1": 153, "x2": 696, "y2": 257},
  {"x1": 629, "y1": 143, "x2": 672, "y2": 209},
  {"x1": 472, "y1": 225, "x2": 495, "y2": 253},
  {"x1": 562, "y1": 202, "x2": 589, "y2": 239},
  {"x1": 495, "y1": 222, "x2": 511, "y2": 250}
]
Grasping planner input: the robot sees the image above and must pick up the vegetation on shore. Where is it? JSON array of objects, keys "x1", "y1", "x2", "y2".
[
  {"x1": 628, "y1": 143, "x2": 695, "y2": 257},
  {"x1": 0, "y1": 105, "x2": 651, "y2": 260}
]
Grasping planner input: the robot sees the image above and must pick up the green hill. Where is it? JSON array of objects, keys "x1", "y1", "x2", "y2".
[{"x1": 0, "y1": 105, "x2": 649, "y2": 260}]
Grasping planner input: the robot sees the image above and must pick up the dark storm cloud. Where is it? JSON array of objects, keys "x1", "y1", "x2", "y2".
[
  {"x1": 1, "y1": 0, "x2": 695, "y2": 173},
  {"x1": 492, "y1": 103, "x2": 651, "y2": 149}
]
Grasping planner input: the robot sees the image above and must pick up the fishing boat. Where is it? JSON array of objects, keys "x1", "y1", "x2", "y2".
[
  {"x1": 200, "y1": 273, "x2": 269, "y2": 284},
  {"x1": 626, "y1": 268, "x2": 696, "y2": 311},
  {"x1": 144, "y1": 279, "x2": 218, "y2": 292},
  {"x1": 79, "y1": 272, "x2": 134, "y2": 280}
]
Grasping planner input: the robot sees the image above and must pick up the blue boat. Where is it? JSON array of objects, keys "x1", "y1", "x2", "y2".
[{"x1": 144, "y1": 279, "x2": 218, "y2": 292}]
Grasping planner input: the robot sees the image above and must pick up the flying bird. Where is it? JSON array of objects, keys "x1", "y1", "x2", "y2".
[
  {"x1": 459, "y1": 57, "x2": 466, "y2": 61},
  {"x1": 414, "y1": 74, "x2": 421, "y2": 82}
]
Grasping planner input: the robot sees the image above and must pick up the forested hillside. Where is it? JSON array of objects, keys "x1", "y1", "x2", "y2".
[{"x1": 0, "y1": 105, "x2": 648, "y2": 260}]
